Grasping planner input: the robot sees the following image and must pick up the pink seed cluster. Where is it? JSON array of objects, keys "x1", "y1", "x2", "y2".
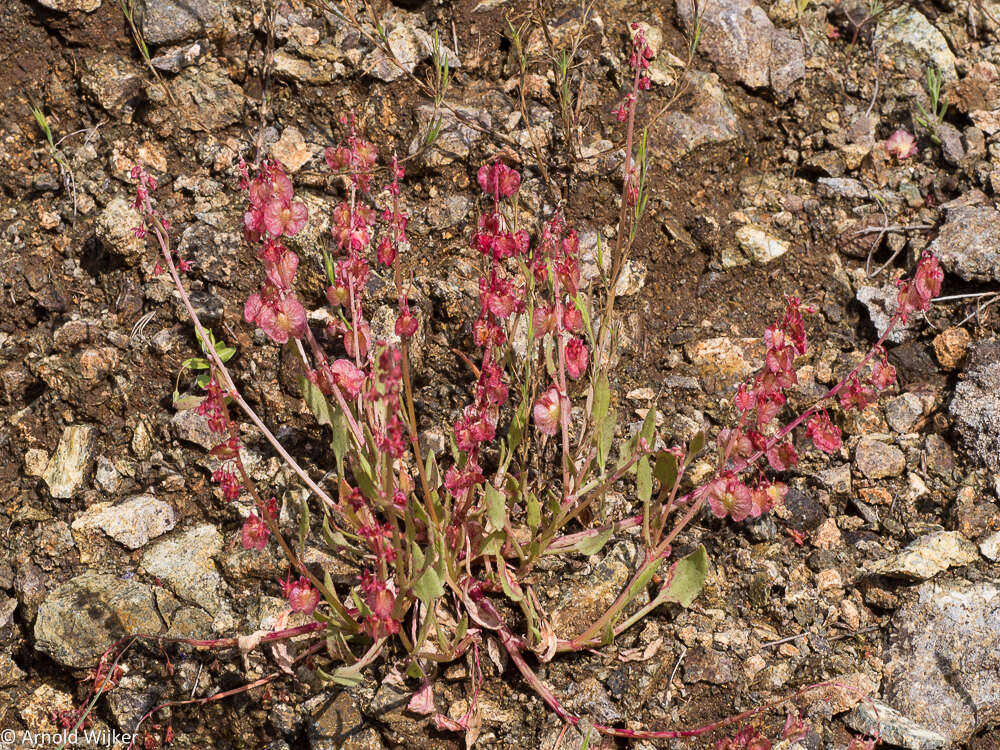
[
  {"x1": 612, "y1": 23, "x2": 654, "y2": 122},
  {"x1": 444, "y1": 161, "x2": 528, "y2": 499},
  {"x1": 240, "y1": 159, "x2": 309, "y2": 344},
  {"x1": 706, "y1": 251, "x2": 942, "y2": 523}
]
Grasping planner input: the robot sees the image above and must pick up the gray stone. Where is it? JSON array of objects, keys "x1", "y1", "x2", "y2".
[
  {"x1": 854, "y1": 437, "x2": 905, "y2": 479},
  {"x1": 885, "y1": 392, "x2": 923, "y2": 433},
  {"x1": 566, "y1": 677, "x2": 622, "y2": 724},
  {"x1": 137, "y1": 0, "x2": 231, "y2": 45},
  {"x1": 846, "y1": 699, "x2": 947, "y2": 749},
  {"x1": 874, "y1": 6, "x2": 957, "y2": 82},
  {"x1": 311, "y1": 691, "x2": 385, "y2": 750},
  {"x1": 153, "y1": 61, "x2": 242, "y2": 131},
  {"x1": 79, "y1": 53, "x2": 144, "y2": 119},
  {"x1": 856, "y1": 283, "x2": 918, "y2": 344},
  {"x1": 0, "y1": 653, "x2": 26, "y2": 687},
  {"x1": 42, "y1": 424, "x2": 97, "y2": 499},
  {"x1": 34, "y1": 573, "x2": 164, "y2": 668},
  {"x1": 938, "y1": 123, "x2": 965, "y2": 166},
  {"x1": 170, "y1": 407, "x2": 217, "y2": 450},
  {"x1": 731, "y1": 224, "x2": 790, "y2": 266},
  {"x1": 660, "y1": 71, "x2": 741, "y2": 156},
  {"x1": 818, "y1": 463, "x2": 852, "y2": 495},
  {"x1": 683, "y1": 647, "x2": 737, "y2": 684},
  {"x1": 928, "y1": 204, "x2": 1000, "y2": 282},
  {"x1": 37, "y1": 0, "x2": 101, "y2": 10},
  {"x1": 923, "y1": 433, "x2": 955, "y2": 477},
  {"x1": 949, "y1": 339, "x2": 1000, "y2": 471},
  {"x1": 676, "y1": 0, "x2": 804, "y2": 98},
  {"x1": 150, "y1": 40, "x2": 208, "y2": 73},
  {"x1": 140, "y1": 524, "x2": 225, "y2": 615},
  {"x1": 361, "y1": 20, "x2": 460, "y2": 83},
  {"x1": 883, "y1": 580, "x2": 1000, "y2": 741},
  {"x1": 72, "y1": 494, "x2": 176, "y2": 550},
  {"x1": 272, "y1": 48, "x2": 345, "y2": 85},
  {"x1": 817, "y1": 177, "x2": 869, "y2": 199},
  {"x1": 979, "y1": 529, "x2": 1000, "y2": 561},
  {"x1": 96, "y1": 198, "x2": 146, "y2": 264},
  {"x1": 105, "y1": 674, "x2": 160, "y2": 732},
  {"x1": 873, "y1": 531, "x2": 979, "y2": 580},
  {"x1": 408, "y1": 102, "x2": 490, "y2": 168}
]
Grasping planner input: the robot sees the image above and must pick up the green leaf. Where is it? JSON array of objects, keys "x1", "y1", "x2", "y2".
[
  {"x1": 569, "y1": 526, "x2": 614, "y2": 556},
  {"x1": 216, "y1": 345, "x2": 237, "y2": 362},
  {"x1": 640, "y1": 405, "x2": 657, "y2": 442},
  {"x1": 354, "y1": 458, "x2": 379, "y2": 501},
  {"x1": 636, "y1": 456, "x2": 652, "y2": 503},
  {"x1": 506, "y1": 403, "x2": 526, "y2": 454},
  {"x1": 479, "y1": 530, "x2": 505, "y2": 556},
  {"x1": 297, "y1": 496, "x2": 310, "y2": 557},
  {"x1": 543, "y1": 336, "x2": 557, "y2": 378},
  {"x1": 411, "y1": 545, "x2": 444, "y2": 605},
  {"x1": 172, "y1": 393, "x2": 204, "y2": 411},
  {"x1": 298, "y1": 376, "x2": 332, "y2": 427},
  {"x1": 496, "y1": 556, "x2": 524, "y2": 602},
  {"x1": 181, "y1": 357, "x2": 210, "y2": 370},
  {"x1": 317, "y1": 665, "x2": 365, "y2": 687},
  {"x1": 526, "y1": 492, "x2": 541, "y2": 532},
  {"x1": 485, "y1": 484, "x2": 507, "y2": 531},
  {"x1": 331, "y1": 408, "x2": 347, "y2": 478},
  {"x1": 659, "y1": 545, "x2": 709, "y2": 608},
  {"x1": 593, "y1": 372, "x2": 610, "y2": 424},
  {"x1": 424, "y1": 450, "x2": 441, "y2": 490},
  {"x1": 195, "y1": 373, "x2": 210, "y2": 389},
  {"x1": 653, "y1": 451, "x2": 678, "y2": 492},
  {"x1": 685, "y1": 431, "x2": 706, "y2": 466},
  {"x1": 597, "y1": 411, "x2": 616, "y2": 469},
  {"x1": 573, "y1": 295, "x2": 594, "y2": 344}
]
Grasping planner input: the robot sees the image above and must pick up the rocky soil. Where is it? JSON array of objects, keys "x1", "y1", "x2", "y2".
[{"x1": 1, "y1": 0, "x2": 1000, "y2": 748}]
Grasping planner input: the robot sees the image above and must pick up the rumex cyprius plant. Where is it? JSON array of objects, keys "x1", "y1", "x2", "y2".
[{"x1": 122, "y1": 24, "x2": 942, "y2": 747}]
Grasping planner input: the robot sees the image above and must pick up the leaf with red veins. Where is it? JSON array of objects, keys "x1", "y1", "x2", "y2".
[
  {"x1": 806, "y1": 411, "x2": 841, "y2": 454},
  {"x1": 263, "y1": 199, "x2": 308, "y2": 237},
  {"x1": 257, "y1": 295, "x2": 307, "y2": 344},
  {"x1": 532, "y1": 385, "x2": 562, "y2": 436},
  {"x1": 240, "y1": 512, "x2": 270, "y2": 550},
  {"x1": 765, "y1": 440, "x2": 798, "y2": 472},
  {"x1": 329, "y1": 358, "x2": 366, "y2": 399},
  {"x1": 407, "y1": 680, "x2": 436, "y2": 716},
  {"x1": 564, "y1": 337, "x2": 589, "y2": 379},
  {"x1": 706, "y1": 477, "x2": 752, "y2": 522}
]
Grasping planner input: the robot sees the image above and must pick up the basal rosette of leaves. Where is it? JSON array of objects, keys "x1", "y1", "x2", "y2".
[{"x1": 122, "y1": 24, "x2": 943, "y2": 745}]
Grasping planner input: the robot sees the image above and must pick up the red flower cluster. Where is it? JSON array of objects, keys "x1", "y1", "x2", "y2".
[
  {"x1": 240, "y1": 160, "x2": 308, "y2": 344},
  {"x1": 130, "y1": 163, "x2": 190, "y2": 274},
  {"x1": 324, "y1": 114, "x2": 378, "y2": 192},
  {"x1": 470, "y1": 165, "x2": 530, "y2": 263},
  {"x1": 446, "y1": 161, "x2": 526, "y2": 498},
  {"x1": 240, "y1": 497, "x2": 277, "y2": 550},
  {"x1": 896, "y1": 252, "x2": 943, "y2": 321},
  {"x1": 708, "y1": 298, "x2": 812, "y2": 520},
  {"x1": 529, "y1": 214, "x2": 590, "y2": 435},
  {"x1": 706, "y1": 253, "x2": 941, "y2": 525},
  {"x1": 611, "y1": 24, "x2": 654, "y2": 121},
  {"x1": 196, "y1": 378, "x2": 245, "y2": 502},
  {"x1": 240, "y1": 511, "x2": 270, "y2": 550},
  {"x1": 360, "y1": 570, "x2": 400, "y2": 640},
  {"x1": 281, "y1": 575, "x2": 320, "y2": 614}
]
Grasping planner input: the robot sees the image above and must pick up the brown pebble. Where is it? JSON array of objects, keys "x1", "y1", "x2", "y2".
[{"x1": 933, "y1": 327, "x2": 971, "y2": 370}]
